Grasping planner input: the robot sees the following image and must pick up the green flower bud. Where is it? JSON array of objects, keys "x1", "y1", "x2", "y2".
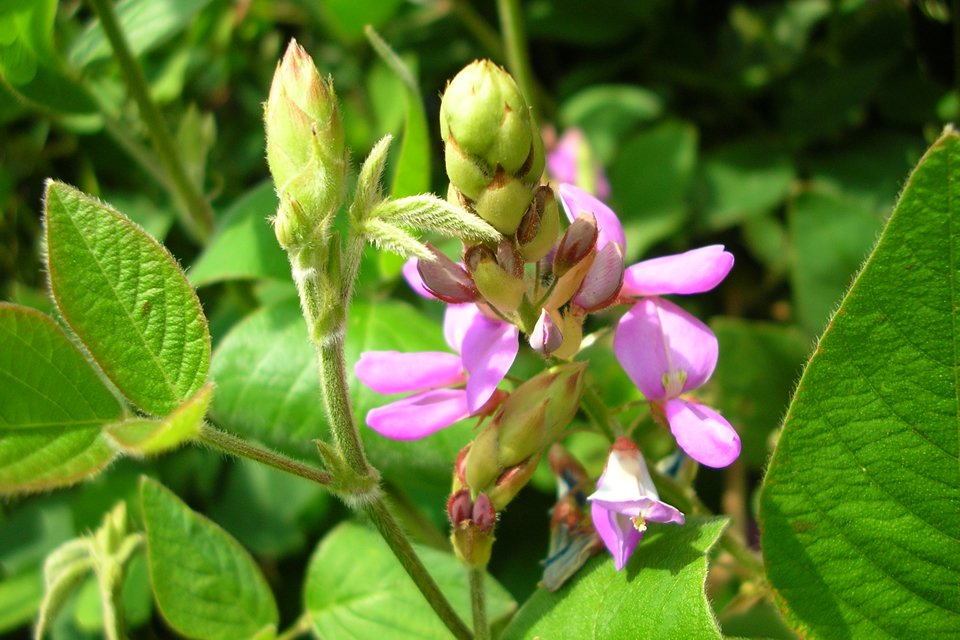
[
  {"x1": 440, "y1": 60, "x2": 533, "y2": 174},
  {"x1": 516, "y1": 186, "x2": 561, "y2": 262},
  {"x1": 465, "y1": 240, "x2": 525, "y2": 315},
  {"x1": 265, "y1": 40, "x2": 346, "y2": 242},
  {"x1": 472, "y1": 169, "x2": 534, "y2": 234}
]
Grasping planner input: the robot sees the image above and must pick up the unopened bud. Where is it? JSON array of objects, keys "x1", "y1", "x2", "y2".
[
  {"x1": 472, "y1": 169, "x2": 535, "y2": 235},
  {"x1": 465, "y1": 242, "x2": 525, "y2": 315},
  {"x1": 530, "y1": 309, "x2": 563, "y2": 357},
  {"x1": 472, "y1": 493, "x2": 496, "y2": 533},
  {"x1": 554, "y1": 213, "x2": 598, "y2": 278},
  {"x1": 417, "y1": 245, "x2": 479, "y2": 303},
  {"x1": 447, "y1": 489, "x2": 473, "y2": 525},
  {"x1": 517, "y1": 186, "x2": 560, "y2": 262},
  {"x1": 572, "y1": 241, "x2": 624, "y2": 312},
  {"x1": 487, "y1": 454, "x2": 541, "y2": 510},
  {"x1": 265, "y1": 40, "x2": 346, "y2": 240}
]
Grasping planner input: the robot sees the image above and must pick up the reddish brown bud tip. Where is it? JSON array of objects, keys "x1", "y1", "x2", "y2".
[
  {"x1": 417, "y1": 244, "x2": 479, "y2": 303},
  {"x1": 472, "y1": 493, "x2": 496, "y2": 533},
  {"x1": 554, "y1": 213, "x2": 598, "y2": 277},
  {"x1": 448, "y1": 489, "x2": 473, "y2": 525}
]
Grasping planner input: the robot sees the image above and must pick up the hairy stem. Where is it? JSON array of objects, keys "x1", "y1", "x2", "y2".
[
  {"x1": 495, "y1": 0, "x2": 537, "y2": 115},
  {"x1": 198, "y1": 423, "x2": 332, "y2": 486},
  {"x1": 86, "y1": 0, "x2": 214, "y2": 243},
  {"x1": 315, "y1": 333, "x2": 370, "y2": 474},
  {"x1": 365, "y1": 498, "x2": 474, "y2": 640},
  {"x1": 469, "y1": 567, "x2": 490, "y2": 640}
]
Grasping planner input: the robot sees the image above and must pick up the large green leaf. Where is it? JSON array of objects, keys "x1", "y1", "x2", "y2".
[
  {"x1": 209, "y1": 298, "x2": 478, "y2": 503},
  {"x1": 188, "y1": 182, "x2": 289, "y2": 287},
  {"x1": 69, "y1": 0, "x2": 216, "y2": 67},
  {"x1": 44, "y1": 181, "x2": 211, "y2": 416},
  {"x1": 304, "y1": 521, "x2": 515, "y2": 639},
  {"x1": 140, "y1": 477, "x2": 278, "y2": 640},
  {"x1": 0, "y1": 304, "x2": 120, "y2": 494},
  {"x1": 760, "y1": 129, "x2": 960, "y2": 638},
  {"x1": 500, "y1": 517, "x2": 727, "y2": 640}
]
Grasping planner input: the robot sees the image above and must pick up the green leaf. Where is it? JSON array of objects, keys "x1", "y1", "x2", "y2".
[
  {"x1": 315, "y1": 0, "x2": 404, "y2": 43},
  {"x1": 0, "y1": 304, "x2": 120, "y2": 494},
  {"x1": 610, "y1": 121, "x2": 698, "y2": 259},
  {"x1": 44, "y1": 181, "x2": 211, "y2": 416},
  {"x1": 0, "y1": 569, "x2": 43, "y2": 633},
  {"x1": 188, "y1": 183, "x2": 288, "y2": 287},
  {"x1": 696, "y1": 140, "x2": 795, "y2": 230},
  {"x1": 500, "y1": 517, "x2": 727, "y2": 639},
  {"x1": 0, "y1": 303, "x2": 122, "y2": 430},
  {"x1": 69, "y1": 0, "x2": 216, "y2": 67},
  {"x1": 140, "y1": 477, "x2": 278, "y2": 640},
  {"x1": 708, "y1": 319, "x2": 810, "y2": 468},
  {"x1": 760, "y1": 129, "x2": 960, "y2": 638},
  {"x1": 788, "y1": 184, "x2": 885, "y2": 334},
  {"x1": 105, "y1": 383, "x2": 211, "y2": 457},
  {"x1": 305, "y1": 522, "x2": 515, "y2": 639}
]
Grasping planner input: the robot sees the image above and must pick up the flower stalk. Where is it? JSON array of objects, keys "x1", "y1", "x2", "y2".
[
  {"x1": 85, "y1": 0, "x2": 214, "y2": 243},
  {"x1": 469, "y1": 567, "x2": 490, "y2": 640}
]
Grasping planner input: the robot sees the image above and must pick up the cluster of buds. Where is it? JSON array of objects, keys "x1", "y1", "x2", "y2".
[{"x1": 424, "y1": 61, "x2": 624, "y2": 359}]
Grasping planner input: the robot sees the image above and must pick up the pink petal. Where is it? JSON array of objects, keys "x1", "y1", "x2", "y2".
[
  {"x1": 620, "y1": 245, "x2": 733, "y2": 297},
  {"x1": 613, "y1": 298, "x2": 718, "y2": 400},
  {"x1": 558, "y1": 183, "x2": 625, "y2": 251},
  {"x1": 443, "y1": 303, "x2": 483, "y2": 353},
  {"x1": 402, "y1": 258, "x2": 435, "y2": 299},
  {"x1": 591, "y1": 502, "x2": 643, "y2": 571},
  {"x1": 365, "y1": 389, "x2": 471, "y2": 439},
  {"x1": 665, "y1": 398, "x2": 741, "y2": 468},
  {"x1": 461, "y1": 316, "x2": 519, "y2": 413},
  {"x1": 529, "y1": 309, "x2": 563, "y2": 357},
  {"x1": 573, "y1": 241, "x2": 625, "y2": 312},
  {"x1": 354, "y1": 351, "x2": 464, "y2": 394}
]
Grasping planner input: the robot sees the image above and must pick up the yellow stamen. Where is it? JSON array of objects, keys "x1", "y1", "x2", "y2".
[{"x1": 630, "y1": 516, "x2": 647, "y2": 533}]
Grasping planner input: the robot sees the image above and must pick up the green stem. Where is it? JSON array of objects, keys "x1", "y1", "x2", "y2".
[
  {"x1": 276, "y1": 612, "x2": 312, "y2": 640},
  {"x1": 86, "y1": 0, "x2": 214, "y2": 243},
  {"x1": 468, "y1": 567, "x2": 490, "y2": 640},
  {"x1": 95, "y1": 564, "x2": 125, "y2": 640},
  {"x1": 315, "y1": 334, "x2": 370, "y2": 474},
  {"x1": 197, "y1": 424, "x2": 332, "y2": 486},
  {"x1": 364, "y1": 499, "x2": 474, "y2": 640},
  {"x1": 495, "y1": 0, "x2": 537, "y2": 115},
  {"x1": 384, "y1": 481, "x2": 450, "y2": 550},
  {"x1": 579, "y1": 383, "x2": 618, "y2": 440},
  {"x1": 452, "y1": 0, "x2": 506, "y2": 59}
]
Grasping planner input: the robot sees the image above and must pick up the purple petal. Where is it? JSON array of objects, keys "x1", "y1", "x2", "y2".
[
  {"x1": 529, "y1": 309, "x2": 563, "y2": 357},
  {"x1": 620, "y1": 245, "x2": 733, "y2": 297},
  {"x1": 547, "y1": 130, "x2": 581, "y2": 185},
  {"x1": 461, "y1": 316, "x2": 519, "y2": 412},
  {"x1": 642, "y1": 499, "x2": 686, "y2": 525},
  {"x1": 591, "y1": 502, "x2": 643, "y2": 571},
  {"x1": 402, "y1": 258, "x2": 435, "y2": 299},
  {"x1": 613, "y1": 298, "x2": 718, "y2": 400},
  {"x1": 365, "y1": 389, "x2": 471, "y2": 439},
  {"x1": 443, "y1": 304, "x2": 483, "y2": 353},
  {"x1": 573, "y1": 241, "x2": 625, "y2": 312},
  {"x1": 354, "y1": 351, "x2": 464, "y2": 394},
  {"x1": 558, "y1": 183, "x2": 625, "y2": 251},
  {"x1": 665, "y1": 399, "x2": 741, "y2": 468}
]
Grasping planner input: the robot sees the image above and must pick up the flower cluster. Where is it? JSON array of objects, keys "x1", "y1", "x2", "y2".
[{"x1": 353, "y1": 60, "x2": 739, "y2": 575}]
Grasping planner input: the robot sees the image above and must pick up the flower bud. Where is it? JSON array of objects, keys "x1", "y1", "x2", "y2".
[
  {"x1": 465, "y1": 241, "x2": 525, "y2": 315},
  {"x1": 472, "y1": 169, "x2": 535, "y2": 235},
  {"x1": 472, "y1": 493, "x2": 496, "y2": 533},
  {"x1": 572, "y1": 241, "x2": 625, "y2": 312},
  {"x1": 517, "y1": 186, "x2": 560, "y2": 262},
  {"x1": 554, "y1": 213, "x2": 598, "y2": 278},
  {"x1": 440, "y1": 60, "x2": 534, "y2": 174},
  {"x1": 447, "y1": 489, "x2": 473, "y2": 525},
  {"x1": 487, "y1": 454, "x2": 541, "y2": 510},
  {"x1": 417, "y1": 245, "x2": 479, "y2": 303},
  {"x1": 530, "y1": 309, "x2": 563, "y2": 357},
  {"x1": 265, "y1": 40, "x2": 346, "y2": 241}
]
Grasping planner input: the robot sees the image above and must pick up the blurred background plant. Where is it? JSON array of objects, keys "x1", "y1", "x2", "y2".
[{"x1": 0, "y1": 0, "x2": 954, "y2": 638}]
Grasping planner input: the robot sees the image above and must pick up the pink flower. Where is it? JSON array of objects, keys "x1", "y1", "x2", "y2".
[
  {"x1": 614, "y1": 298, "x2": 740, "y2": 467},
  {"x1": 355, "y1": 262, "x2": 519, "y2": 439},
  {"x1": 588, "y1": 437, "x2": 684, "y2": 570},
  {"x1": 557, "y1": 185, "x2": 740, "y2": 468}
]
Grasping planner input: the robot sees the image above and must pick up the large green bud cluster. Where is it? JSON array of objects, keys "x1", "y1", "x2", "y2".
[
  {"x1": 440, "y1": 60, "x2": 544, "y2": 235},
  {"x1": 265, "y1": 40, "x2": 347, "y2": 249}
]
